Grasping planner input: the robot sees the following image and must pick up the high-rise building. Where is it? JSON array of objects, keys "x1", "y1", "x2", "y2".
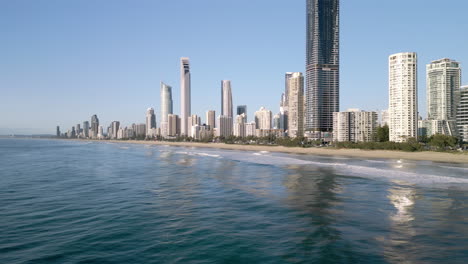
[
  {"x1": 206, "y1": 110, "x2": 216, "y2": 130},
  {"x1": 98, "y1": 126, "x2": 104, "y2": 139},
  {"x1": 146, "y1": 108, "x2": 157, "y2": 137},
  {"x1": 245, "y1": 122, "x2": 256, "y2": 137},
  {"x1": 284, "y1": 72, "x2": 294, "y2": 107},
  {"x1": 91, "y1": 114, "x2": 99, "y2": 139},
  {"x1": 217, "y1": 116, "x2": 233, "y2": 138},
  {"x1": 236, "y1": 105, "x2": 247, "y2": 122},
  {"x1": 234, "y1": 114, "x2": 246, "y2": 137},
  {"x1": 83, "y1": 121, "x2": 89, "y2": 138},
  {"x1": 288, "y1": 72, "x2": 304, "y2": 138},
  {"x1": 255, "y1": 107, "x2": 272, "y2": 130},
  {"x1": 134, "y1": 123, "x2": 146, "y2": 138},
  {"x1": 111, "y1": 121, "x2": 120, "y2": 139},
  {"x1": 426, "y1": 58, "x2": 461, "y2": 136},
  {"x1": 56, "y1": 126, "x2": 60, "y2": 137},
  {"x1": 305, "y1": 0, "x2": 340, "y2": 132},
  {"x1": 160, "y1": 82, "x2": 173, "y2": 130},
  {"x1": 380, "y1": 110, "x2": 389, "y2": 126},
  {"x1": 333, "y1": 109, "x2": 378, "y2": 142},
  {"x1": 167, "y1": 114, "x2": 180, "y2": 137},
  {"x1": 188, "y1": 114, "x2": 201, "y2": 133},
  {"x1": 457, "y1": 85, "x2": 468, "y2": 142},
  {"x1": 272, "y1": 114, "x2": 281, "y2": 130},
  {"x1": 180, "y1": 57, "x2": 191, "y2": 136},
  {"x1": 221, "y1": 80, "x2": 233, "y2": 119},
  {"x1": 389, "y1": 52, "x2": 418, "y2": 142},
  {"x1": 76, "y1": 124, "x2": 81, "y2": 137}
]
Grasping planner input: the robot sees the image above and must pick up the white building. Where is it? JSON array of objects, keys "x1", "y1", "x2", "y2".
[
  {"x1": 287, "y1": 72, "x2": 304, "y2": 138},
  {"x1": 217, "y1": 115, "x2": 233, "y2": 138},
  {"x1": 180, "y1": 57, "x2": 191, "y2": 136},
  {"x1": 389, "y1": 52, "x2": 418, "y2": 142},
  {"x1": 221, "y1": 80, "x2": 233, "y2": 119},
  {"x1": 255, "y1": 107, "x2": 272, "y2": 130},
  {"x1": 380, "y1": 109, "x2": 389, "y2": 126},
  {"x1": 426, "y1": 58, "x2": 461, "y2": 136},
  {"x1": 160, "y1": 82, "x2": 173, "y2": 136},
  {"x1": 233, "y1": 114, "x2": 246, "y2": 137},
  {"x1": 457, "y1": 85, "x2": 468, "y2": 142},
  {"x1": 333, "y1": 109, "x2": 378, "y2": 142},
  {"x1": 245, "y1": 122, "x2": 256, "y2": 137}
]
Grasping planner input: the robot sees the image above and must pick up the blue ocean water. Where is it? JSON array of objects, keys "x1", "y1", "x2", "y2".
[{"x1": 1, "y1": 138, "x2": 468, "y2": 264}]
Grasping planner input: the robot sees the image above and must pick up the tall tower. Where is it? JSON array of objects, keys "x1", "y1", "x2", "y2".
[
  {"x1": 288, "y1": 72, "x2": 305, "y2": 138},
  {"x1": 305, "y1": 0, "x2": 340, "y2": 132},
  {"x1": 146, "y1": 108, "x2": 156, "y2": 137},
  {"x1": 180, "y1": 57, "x2": 191, "y2": 136},
  {"x1": 426, "y1": 58, "x2": 461, "y2": 136},
  {"x1": 160, "y1": 82, "x2": 173, "y2": 124},
  {"x1": 221, "y1": 80, "x2": 233, "y2": 119},
  {"x1": 457, "y1": 86, "x2": 468, "y2": 142},
  {"x1": 389, "y1": 52, "x2": 418, "y2": 142},
  {"x1": 91, "y1": 114, "x2": 99, "y2": 139}
]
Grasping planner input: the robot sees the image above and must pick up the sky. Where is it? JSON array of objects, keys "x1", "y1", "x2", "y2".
[{"x1": 1, "y1": 0, "x2": 468, "y2": 134}]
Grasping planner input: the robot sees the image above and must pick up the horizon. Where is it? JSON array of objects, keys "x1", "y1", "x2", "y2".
[{"x1": 2, "y1": 0, "x2": 468, "y2": 134}]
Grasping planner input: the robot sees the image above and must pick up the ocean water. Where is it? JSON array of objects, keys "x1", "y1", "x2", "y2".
[{"x1": 1, "y1": 139, "x2": 468, "y2": 264}]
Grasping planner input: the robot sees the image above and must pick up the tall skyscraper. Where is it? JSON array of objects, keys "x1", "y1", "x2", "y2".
[
  {"x1": 288, "y1": 72, "x2": 305, "y2": 138},
  {"x1": 111, "y1": 121, "x2": 120, "y2": 139},
  {"x1": 457, "y1": 85, "x2": 468, "y2": 142},
  {"x1": 56, "y1": 126, "x2": 60, "y2": 137},
  {"x1": 206, "y1": 110, "x2": 216, "y2": 130},
  {"x1": 305, "y1": 0, "x2": 340, "y2": 132},
  {"x1": 146, "y1": 108, "x2": 157, "y2": 137},
  {"x1": 160, "y1": 82, "x2": 173, "y2": 124},
  {"x1": 91, "y1": 114, "x2": 99, "y2": 139},
  {"x1": 389, "y1": 52, "x2": 418, "y2": 142},
  {"x1": 426, "y1": 58, "x2": 461, "y2": 136},
  {"x1": 83, "y1": 121, "x2": 89, "y2": 138},
  {"x1": 284, "y1": 72, "x2": 294, "y2": 107},
  {"x1": 180, "y1": 57, "x2": 191, "y2": 136},
  {"x1": 236, "y1": 105, "x2": 247, "y2": 122},
  {"x1": 221, "y1": 80, "x2": 233, "y2": 119}
]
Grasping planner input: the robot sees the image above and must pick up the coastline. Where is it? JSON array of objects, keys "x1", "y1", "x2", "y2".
[{"x1": 98, "y1": 140, "x2": 468, "y2": 164}]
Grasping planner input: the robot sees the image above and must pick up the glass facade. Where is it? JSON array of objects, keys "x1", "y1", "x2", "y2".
[{"x1": 306, "y1": 0, "x2": 340, "y2": 132}]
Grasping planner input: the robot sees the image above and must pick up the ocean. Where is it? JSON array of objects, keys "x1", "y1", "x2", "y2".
[{"x1": 1, "y1": 138, "x2": 468, "y2": 263}]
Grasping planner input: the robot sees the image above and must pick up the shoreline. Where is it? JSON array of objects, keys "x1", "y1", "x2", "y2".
[{"x1": 99, "y1": 139, "x2": 468, "y2": 164}]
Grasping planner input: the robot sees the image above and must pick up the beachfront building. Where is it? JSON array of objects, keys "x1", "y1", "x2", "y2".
[
  {"x1": 333, "y1": 109, "x2": 378, "y2": 142},
  {"x1": 234, "y1": 114, "x2": 246, "y2": 137},
  {"x1": 288, "y1": 72, "x2": 304, "y2": 138},
  {"x1": 236, "y1": 105, "x2": 247, "y2": 123},
  {"x1": 167, "y1": 114, "x2": 180, "y2": 137},
  {"x1": 458, "y1": 85, "x2": 468, "y2": 142},
  {"x1": 217, "y1": 115, "x2": 233, "y2": 138},
  {"x1": 180, "y1": 57, "x2": 191, "y2": 136},
  {"x1": 426, "y1": 58, "x2": 461, "y2": 136},
  {"x1": 146, "y1": 108, "x2": 157, "y2": 138},
  {"x1": 255, "y1": 107, "x2": 272, "y2": 130},
  {"x1": 389, "y1": 52, "x2": 418, "y2": 142},
  {"x1": 160, "y1": 82, "x2": 173, "y2": 137},
  {"x1": 221, "y1": 80, "x2": 233, "y2": 119},
  {"x1": 245, "y1": 122, "x2": 256, "y2": 137},
  {"x1": 91, "y1": 114, "x2": 99, "y2": 139}
]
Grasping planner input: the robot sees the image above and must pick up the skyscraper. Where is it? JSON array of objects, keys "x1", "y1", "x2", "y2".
[
  {"x1": 457, "y1": 85, "x2": 468, "y2": 142},
  {"x1": 146, "y1": 108, "x2": 157, "y2": 137},
  {"x1": 221, "y1": 80, "x2": 233, "y2": 119},
  {"x1": 111, "y1": 121, "x2": 120, "y2": 139},
  {"x1": 426, "y1": 58, "x2": 461, "y2": 136},
  {"x1": 160, "y1": 82, "x2": 173, "y2": 124},
  {"x1": 56, "y1": 126, "x2": 60, "y2": 137},
  {"x1": 389, "y1": 52, "x2": 418, "y2": 142},
  {"x1": 255, "y1": 107, "x2": 272, "y2": 130},
  {"x1": 91, "y1": 114, "x2": 99, "y2": 139},
  {"x1": 83, "y1": 121, "x2": 89, "y2": 138},
  {"x1": 217, "y1": 115, "x2": 233, "y2": 138},
  {"x1": 288, "y1": 72, "x2": 305, "y2": 138},
  {"x1": 305, "y1": 0, "x2": 340, "y2": 132},
  {"x1": 180, "y1": 57, "x2": 191, "y2": 136},
  {"x1": 236, "y1": 105, "x2": 247, "y2": 122}
]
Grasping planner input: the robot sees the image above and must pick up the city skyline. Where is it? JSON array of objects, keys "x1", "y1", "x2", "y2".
[{"x1": 2, "y1": 0, "x2": 468, "y2": 134}]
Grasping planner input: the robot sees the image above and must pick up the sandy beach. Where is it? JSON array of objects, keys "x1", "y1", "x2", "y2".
[{"x1": 103, "y1": 140, "x2": 468, "y2": 164}]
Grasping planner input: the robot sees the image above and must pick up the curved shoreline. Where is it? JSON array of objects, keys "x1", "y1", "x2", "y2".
[{"x1": 103, "y1": 140, "x2": 468, "y2": 164}]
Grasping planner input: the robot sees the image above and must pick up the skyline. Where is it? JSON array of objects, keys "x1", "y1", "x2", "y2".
[{"x1": 2, "y1": 0, "x2": 468, "y2": 134}]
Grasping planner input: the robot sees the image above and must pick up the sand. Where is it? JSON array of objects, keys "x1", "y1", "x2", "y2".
[{"x1": 104, "y1": 140, "x2": 468, "y2": 164}]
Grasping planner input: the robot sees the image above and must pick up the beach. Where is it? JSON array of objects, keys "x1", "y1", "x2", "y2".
[{"x1": 103, "y1": 140, "x2": 468, "y2": 164}]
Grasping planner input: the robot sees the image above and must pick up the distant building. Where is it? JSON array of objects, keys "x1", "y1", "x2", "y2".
[
  {"x1": 389, "y1": 52, "x2": 418, "y2": 142},
  {"x1": 160, "y1": 82, "x2": 173, "y2": 136},
  {"x1": 134, "y1": 123, "x2": 146, "y2": 138},
  {"x1": 236, "y1": 105, "x2": 247, "y2": 123},
  {"x1": 217, "y1": 115, "x2": 233, "y2": 138},
  {"x1": 180, "y1": 57, "x2": 191, "y2": 136},
  {"x1": 221, "y1": 80, "x2": 233, "y2": 119},
  {"x1": 245, "y1": 122, "x2": 256, "y2": 137},
  {"x1": 287, "y1": 72, "x2": 304, "y2": 138},
  {"x1": 146, "y1": 108, "x2": 157, "y2": 138},
  {"x1": 234, "y1": 114, "x2": 246, "y2": 137},
  {"x1": 380, "y1": 110, "x2": 389, "y2": 126},
  {"x1": 333, "y1": 109, "x2": 378, "y2": 142},
  {"x1": 255, "y1": 107, "x2": 272, "y2": 130},
  {"x1": 167, "y1": 114, "x2": 180, "y2": 137},
  {"x1": 56, "y1": 126, "x2": 60, "y2": 137},
  {"x1": 111, "y1": 121, "x2": 120, "y2": 139},
  {"x1": 98, "y1": 126, "x2": 104, "y2": 139},
  {"x1": 272, "y1": 114, "x2": 281, "y2": 130},
  {"x1": 457, "y1": 85, "x2": 468, "y2": 142},
  {"x1": 206, "y1": 110, "x2": 216, "y2": 130},
  {"x1": 426, "y1": 58, "x2": 461, "y2": 136},
  {"x1": 83, "y1": 121, "x2": 90, "y2": 138},
  {"x1": 91, "y1": 114, "x2": 99, "y2": 139}
]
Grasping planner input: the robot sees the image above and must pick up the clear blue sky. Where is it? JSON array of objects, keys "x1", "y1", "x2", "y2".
[{"x1": 1, "y1": 0, "x2": 467, "y2": 134}]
